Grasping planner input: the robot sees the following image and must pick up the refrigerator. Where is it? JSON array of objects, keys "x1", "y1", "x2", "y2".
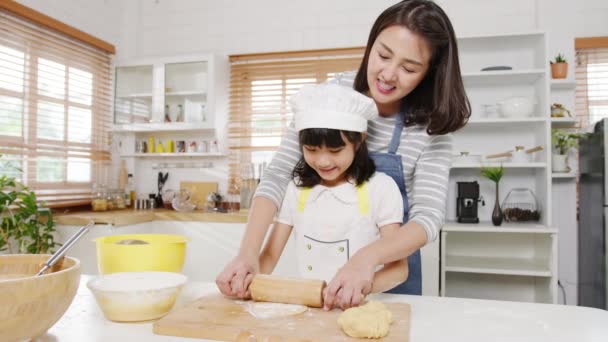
[{"x1": 578, "y1": 117, "x2": 608, "y2": 309}]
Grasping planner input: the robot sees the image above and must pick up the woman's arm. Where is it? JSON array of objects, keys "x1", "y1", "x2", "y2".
[
  {"x1": 324, "y1": 135, "x2": 451, "y2": 309},
  {"x1": 369, "y1": 223, "x2": 409, "y2": 293},
  {"x1": 323, "y1": 221, "x2": 426, "y2": 310},
  {"x1": 259, "y1": 222, "x2": 293, "y2": 274}
]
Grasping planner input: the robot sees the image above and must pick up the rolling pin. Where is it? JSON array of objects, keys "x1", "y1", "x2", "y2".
[{"x1": 249, "y1": 274, "x2": 326, "y2": 308}]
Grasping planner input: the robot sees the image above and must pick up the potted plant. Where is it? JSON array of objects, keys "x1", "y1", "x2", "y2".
[
  {"x1": 551, "y1": 129, "x2": 582, "y2": 173},
  {"x1": 550, "y1": 53, "x2": 568, "y2": 79},
  {"x1": 480, "y1": 165, "x2": 504, "y2": 226},
  {"x1": 0, "y1": 171, "x2": 59, "y2": 254}
]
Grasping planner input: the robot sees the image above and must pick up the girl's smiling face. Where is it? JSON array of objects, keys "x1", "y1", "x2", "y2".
[
  {"x1": 302, "y1": 132, "x2": 358, "y2": 187},
  {"x1": 367, "y1": 25, "x2": 432, "y2": 116}
]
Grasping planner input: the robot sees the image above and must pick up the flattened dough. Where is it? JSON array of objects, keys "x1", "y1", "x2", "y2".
[
  {"x1": 246, "y1": 302, "x2": 308, "y2": 319},
  {"x1": 338, "y1": 301, "x2": 393, "y2": 338}
]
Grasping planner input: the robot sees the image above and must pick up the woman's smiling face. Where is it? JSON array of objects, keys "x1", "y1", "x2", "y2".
[{"x1": 366, "y1": 25, "x2": 432, "y2": 116}]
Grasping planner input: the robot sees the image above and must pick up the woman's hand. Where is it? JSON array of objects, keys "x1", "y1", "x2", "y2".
[
  {"x1": 215, "y1": 253, "x2": 259, "y2": 299},
  {"x1": 323, "y1": 255, "x2": 375, "y2": 310}
]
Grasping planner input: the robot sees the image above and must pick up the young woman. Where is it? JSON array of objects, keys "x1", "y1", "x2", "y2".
[
  {"x1": 258, "y1": 84, "x2": 409, "y2": 299},
  {"x1": 217, "y1": 0, "x2": 470, "y2": 310}
]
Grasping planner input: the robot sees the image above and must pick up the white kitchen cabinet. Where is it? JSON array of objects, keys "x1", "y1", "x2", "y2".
[
  {"x1": 112, "y1": 54, "x2": 229, "y2": 158},
  {"x1": 443, "y1": 31, "x2": 558, "y2": 303},
  {"x1": 441, "y1": 223, "x2": 558, "y2": 303},
  {"x1": 56, "y1": 221, "x2": 439, "y2": 296}
]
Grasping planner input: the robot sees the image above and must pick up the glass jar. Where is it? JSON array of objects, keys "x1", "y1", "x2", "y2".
[
  {"x1": 91, "y1": 184, "x2": 108, "y2": 211},
  {"x1": 501, "y1": 188, "x2": 541, "y2": 222},
  {"x1": 114, "y1": 191, "x2": 126, "y2": 209},
  {"x1": 106, "y1": 190, "x2": 116, "y2": 210}
]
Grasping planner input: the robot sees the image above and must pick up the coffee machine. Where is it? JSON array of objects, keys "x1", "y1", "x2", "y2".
[{"x1": 456, "y1": 181, "x2": 484, "y2": 223}]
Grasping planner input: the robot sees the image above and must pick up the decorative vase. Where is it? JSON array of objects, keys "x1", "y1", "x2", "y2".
[
  {"x1": 551, "y1": 62, "x2": 568, "y2": 79},
  {"x1": 552, "y1": 154, "x2": 569, "y2": 172},
  {"x1": 492, "y1": 183, "x2": 503, "y2": 226}
]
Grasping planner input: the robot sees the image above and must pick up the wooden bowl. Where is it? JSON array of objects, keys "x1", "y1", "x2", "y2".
[{"x1": 0, "y1": 254, "x2": 81, "y2": 341}]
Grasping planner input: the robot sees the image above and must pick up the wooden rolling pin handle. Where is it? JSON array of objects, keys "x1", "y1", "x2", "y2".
[{"x1": 249, "y1": 274, "x2": 326, "y2": 308}]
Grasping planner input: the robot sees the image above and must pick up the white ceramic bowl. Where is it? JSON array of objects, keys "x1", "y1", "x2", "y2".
[
  {"x1": 87, "y1": 271, "x2": 187, "y2": 322},
  {"x1": 496, "y1": 96, "x2": 535, "y2": 118}
]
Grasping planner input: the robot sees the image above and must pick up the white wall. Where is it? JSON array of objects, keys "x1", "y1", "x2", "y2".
[
  {"x1": 19, "y1": 0, "x2": 608, "y2": 194},
  {"x1": 15, "y1": 0, "x2": 125, "y2": 50}
]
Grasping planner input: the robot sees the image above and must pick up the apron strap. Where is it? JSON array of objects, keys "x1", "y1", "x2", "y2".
[
  {"x1": 388, "y1": 111, "x2": 405, "y2": 154},
  {"x1": 297, "y1": 188, "x2": 312, "y2": 212},
  {"x1": 297, "y1": 183, "x2": 370, "y2": 215},
  {"x1": 356, "y1": 182, "x2": 370, "y2": 215}
]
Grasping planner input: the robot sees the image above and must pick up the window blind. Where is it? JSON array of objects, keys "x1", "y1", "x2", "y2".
[
  {"x1": 0, "y1": 7, "x2": 114, "y2": 207},
  {"x1": 227, "y1": 47, "x2": 364, "y2": 183},
  {"x1": 575, "y1": 38, "x2": 608, "y2": 129}
]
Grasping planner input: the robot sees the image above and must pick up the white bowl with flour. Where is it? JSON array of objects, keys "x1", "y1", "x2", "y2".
[{"x1": 87, "y1": 271, "x2": 187, "y2": 322}]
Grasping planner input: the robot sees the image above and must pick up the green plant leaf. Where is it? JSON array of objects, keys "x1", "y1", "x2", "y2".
[{"x1": 480, "y1": 165, "x2": 504, "y2": 183}]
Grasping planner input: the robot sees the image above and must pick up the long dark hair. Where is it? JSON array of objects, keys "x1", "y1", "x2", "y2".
[
  {"x1": 293, "y1": 128, "x2": 375, "y2": 187},
  {"x1": 353, "y1": 0, "x2": 470, "y2": 135}
]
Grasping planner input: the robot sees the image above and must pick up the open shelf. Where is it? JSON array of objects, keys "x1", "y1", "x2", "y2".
[
  {"x1": 552, "y1": 172, "x2": 576, "y2": 178},
  {"x1": 165, "y1": 90, "x2": 206, "y2": 97},
  {"x1": 451, "y1": 162, "x2": 546, "y2": 169},
  {"x1": 116, "y1": 93, "x2": 153, "y2": 98},
  {"x1": 121, "y1": 152, "x2": 224, "y2": 158},
  {"x1": 444, "y1": 222, "x2": 556, "y2": 233},
  {"x1": 112, "y1": 122, "x2": 214, "y2": 133},
  {"x1": 445, "y1": 255, "x2": 551, "y2": 277},
  {"x1": 550, "y1": 79, "x2": 576, "y2": 90},
  {"x1": 550, "y1": 117, "x2": 578, "y2": 128},
  {"x1": 462, "y1": 69, "x2": 545, "y2": 86},
  {"x1": 467, "y1": 117, "x2": 546, "y2": 125},
  {"x1": 444, "y1": 273, "x2": 554, "y2": 303}
]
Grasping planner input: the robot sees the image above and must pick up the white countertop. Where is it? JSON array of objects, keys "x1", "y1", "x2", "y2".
[{"x1": 39, "y1": 276, "x2": 608, "y2": 342}]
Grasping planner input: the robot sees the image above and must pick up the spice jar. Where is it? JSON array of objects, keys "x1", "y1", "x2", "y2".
[{"x1": 501, "y1": 188, "x2": 541, "y2": 222}]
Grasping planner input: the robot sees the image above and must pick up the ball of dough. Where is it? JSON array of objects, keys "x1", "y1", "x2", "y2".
[{"x1": 338, "y1": 301, "x2": 393, "y2": 338}]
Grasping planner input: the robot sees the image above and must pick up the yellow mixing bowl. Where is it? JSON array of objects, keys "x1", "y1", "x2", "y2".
[{"x1": 95, "y1": 234, "x2": 187, "y2": 274}]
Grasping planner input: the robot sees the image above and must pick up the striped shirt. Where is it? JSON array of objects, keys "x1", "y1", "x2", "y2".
[{"x1": 254, "y1": 73, "x2": 452, "y2": 243}]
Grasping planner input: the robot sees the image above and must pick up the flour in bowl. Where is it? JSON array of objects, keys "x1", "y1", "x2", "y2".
[{"x1": 89, "y1": 272, "x2": 187, "y2": 292}]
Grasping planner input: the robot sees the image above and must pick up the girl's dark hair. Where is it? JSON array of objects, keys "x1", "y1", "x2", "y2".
[
  {"x1": 353, "y1": 0, "x2": 471, "y2": 135},
  {"x1": 293, "y1": 128, "x2": 375, "y2": 188}
]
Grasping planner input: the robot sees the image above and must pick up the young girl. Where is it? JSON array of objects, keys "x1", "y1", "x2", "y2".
[
  {"x1": 258, "y1": 83, "x2": 408, "y2": 298},
  {"x1": 217, "y1": 0, "x2": 470, "y2": 309}
]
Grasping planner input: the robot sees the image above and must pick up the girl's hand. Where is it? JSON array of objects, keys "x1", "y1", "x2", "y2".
[
  {"x1": 323, "y1": 256, "x2": 375, "y2": 310},
  {"x1": 215, "y1": 254, "x2": 259, "y2": 299}
]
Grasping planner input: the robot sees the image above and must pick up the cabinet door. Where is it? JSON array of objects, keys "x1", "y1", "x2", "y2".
[
  {"x1": 164, "y1": 61, "x2": 209, "y2": 124},
  {"x1": 114, "y1": 65, "x2": 154, "y2": 124}
]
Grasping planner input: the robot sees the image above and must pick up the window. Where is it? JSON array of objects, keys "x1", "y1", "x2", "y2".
[
  {"x1": 575, "y1": 37, "x2": 608, "y2": 128},
  {"x1": 228, "y1": 48, "x2": 364, "y2": 182},
  {"x1": 0, "y1": 4, "x2": 114, "y2": 207}
]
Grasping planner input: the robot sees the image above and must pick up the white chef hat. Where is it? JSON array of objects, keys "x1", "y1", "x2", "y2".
[{"x1": 290, "y1": 83, "x2": 378, "y2": 132}]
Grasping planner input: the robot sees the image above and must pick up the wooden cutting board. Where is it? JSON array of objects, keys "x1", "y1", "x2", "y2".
[
  {"x1": 153, "y1": 295, "x2": 410, "y2": 341},
  {"x1": 180, "y1": 181, "x2": 218, "y2": 210}
]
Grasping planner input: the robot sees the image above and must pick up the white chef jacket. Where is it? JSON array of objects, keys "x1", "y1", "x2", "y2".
[{"x1": 276, "y1": 172, "x2": 403, "y2": 283}]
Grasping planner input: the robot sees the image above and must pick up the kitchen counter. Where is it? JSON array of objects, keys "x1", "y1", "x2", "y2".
[
  {"x1": 54, "y1": 208, "x2": 249, "y2": 226},
  {"x1": 42, "y1": 276, "x2": 608, "y2": 342}
]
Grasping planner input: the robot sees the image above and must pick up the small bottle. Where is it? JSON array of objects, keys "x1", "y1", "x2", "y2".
[
  {"x1": 200, "y1": 104, "x2": 207, "y2": 122},
  {"x1": 156, "y1": 139, "x2": 165, "y2": 153},
  {"x1": 164, "y1": 104, "x2": 171, "y2": 122},
  {"x1": 176, "y1": 104, "x2": 184, "y2": 122},
  {"x1": 148, "y1": 136, "x2": 155, "y2": 153},
  {"x1": 118, "y1": 160, "x2": 128, "y2": 191},
  {"x1": 126, "y1": 174, "x2": 135, "y2": 208}
]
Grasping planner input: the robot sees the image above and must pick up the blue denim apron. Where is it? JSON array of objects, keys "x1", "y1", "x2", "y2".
[{"x1": 369, "y1": 111, "x2": 422, "y2": 295}]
